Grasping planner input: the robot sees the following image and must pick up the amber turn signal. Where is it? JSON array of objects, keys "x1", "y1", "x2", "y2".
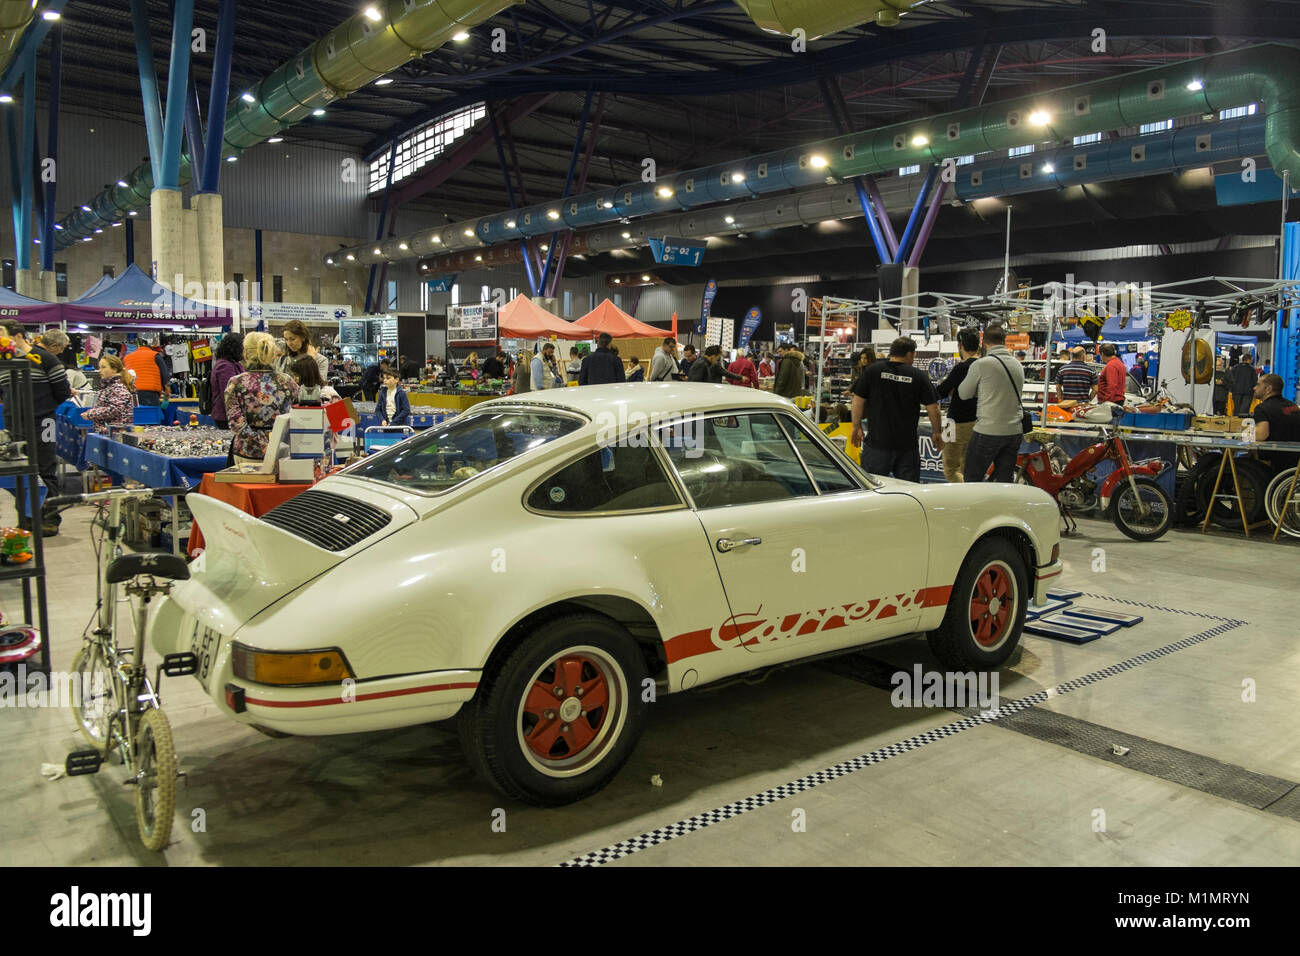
[{"x1": 232, "y1": 643, "x2": 354, "y2": 686}]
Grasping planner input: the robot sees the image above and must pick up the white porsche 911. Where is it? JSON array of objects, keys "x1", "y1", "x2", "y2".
[{"x1": 150, "y1": 384, "x2": 1062, "y2": 806}]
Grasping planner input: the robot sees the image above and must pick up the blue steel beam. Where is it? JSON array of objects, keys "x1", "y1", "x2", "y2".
[
  {"x1": 17, "y1": 50, "x2": 35, "y2": 271},
  {"x1": 893, "y1": 166, "x2": 939, "y2": 265},
  {"x1": 6, "y1": 109, "x2": 19, "y2": 255},
  {"x1": 185, "y1": 77, "x2": 206, "y2": 189},
  {"x1": 540, "y1": 89, "x2": 593, "y2": 296},
  {"x1": 365, "y1": 139, "x2": 399, "y2": 313},
  {"x1": 130, "y1": 0, "x2": 165, "y2": 176},
  {"x1": 0, "y1": 0, "x2": 71, "y2": 94},
  {"x1": 817, "y1": 71, "x2": 891, "y2": 264},
  {"x1": 490, "y1": 101, "x2": 542, "y2": 295},
  {"x1": 40, "y1": 23, "x2": 61, "y2": 272},
  {"x1": 158, "y1": 0, "x2": 196, "y2": 190},
  {"x1": 201, "y1": 0, "x2": 238, "y2": 193}
]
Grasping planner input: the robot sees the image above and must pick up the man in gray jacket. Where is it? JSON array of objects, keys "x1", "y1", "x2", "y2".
[
  {"x1": 649, "y1": 337, "x2": 679, "y2": 382},
  {"x1": 957, "y1": 325, "x2": 1025, "y2": 482}
]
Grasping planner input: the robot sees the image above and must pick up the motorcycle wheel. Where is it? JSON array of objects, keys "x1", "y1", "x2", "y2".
[{"x1": 1109, "y1": 476, "x2": 1173, "y2": 541}]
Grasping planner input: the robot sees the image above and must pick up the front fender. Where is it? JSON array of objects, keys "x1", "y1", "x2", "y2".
[{"x1": 1098, "y1": 459, "x2": 1165, "y2": 509}]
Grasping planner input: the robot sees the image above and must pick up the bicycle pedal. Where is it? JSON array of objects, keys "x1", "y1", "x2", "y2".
[
  {"x1": 162, "y1": 652, "x2": 198, "y2": 677},
  {"x1": 65, "y1": 750, "x2": 103, "y2": 776}
]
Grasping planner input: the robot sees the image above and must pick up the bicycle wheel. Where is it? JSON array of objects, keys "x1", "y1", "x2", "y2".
[
  {"x1": 1266, "y1": 469, "x2": 1300, "y2": 538},
  {"x1": 71, "y1": 643, "x2": 117, "y2": 752},
  {"x1": 134, "y1": 708, "x2": 176, "y2": 852},
  {"x1": 1109, "y1": 476, "x2": 1173, "y2": 541}
]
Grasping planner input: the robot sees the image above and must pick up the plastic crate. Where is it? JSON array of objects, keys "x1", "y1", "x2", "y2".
[
  {"x1": 1120, "y1": 412, "x2": 1191, "y2": 431},
  {"x1": 133, "y1": 406, "x2": 164, "y2": 425}
]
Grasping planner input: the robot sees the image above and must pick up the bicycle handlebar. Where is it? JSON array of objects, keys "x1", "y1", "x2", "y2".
[{"x1": 45, "y1": 485, "x2": 191, "y2": 508}]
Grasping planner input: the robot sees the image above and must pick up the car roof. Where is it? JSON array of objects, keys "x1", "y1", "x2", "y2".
[{"x1": 472, "y1": 383, "x2": 799, "y2": 419}]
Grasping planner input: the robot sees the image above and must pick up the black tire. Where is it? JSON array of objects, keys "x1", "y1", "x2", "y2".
[
  {"x1": 1109, "y1": 476, "x2": 1173, "y2": 541},
  {"x1": 1196, "y1": 455, "x2": 1268, "y2": 529},
  {"x1": 458, "y1": 613, "x2": 648, "y2": 807},
  {"x1": 927, "y1": 537, "x2": 1028, "y2": 671},
  {"x1": 1172, "y1": 472, "x2": 1203, "y2": 527}
]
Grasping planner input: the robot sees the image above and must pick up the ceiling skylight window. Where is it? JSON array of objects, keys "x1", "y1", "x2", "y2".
[{"x1": 368, "y1": 102, "x2": 488, "y2": 193}]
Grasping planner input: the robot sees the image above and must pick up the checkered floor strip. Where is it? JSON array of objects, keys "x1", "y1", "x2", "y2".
[{"x1": 556, "y1": 596, "x2": 1247, "y2": 867}]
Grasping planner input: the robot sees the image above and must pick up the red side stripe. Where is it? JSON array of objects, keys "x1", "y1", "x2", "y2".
[
  {"x1": 663, "y1": 628, "x2": 718, "y2": 665},
  {"x1": 245, "y1": 681, "x2": 479, "y2": 709}
]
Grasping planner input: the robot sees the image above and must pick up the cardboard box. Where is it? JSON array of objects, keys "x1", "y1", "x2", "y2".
[
  {"x1": 1192, "y1": 415, "x2": 1244, "y2": 433},
  {"x1": 213, "y1": 466, "x2": 280, "y2": 483},
  {"x1": 278, "y1": 457, "x2": 318, "y2": 483},
  {"x1": 290, "y1": 406, "x2": 327, "y2": 430},
  {"x1": 289, "y1": 429, "x2": 327, "y2": 455}
]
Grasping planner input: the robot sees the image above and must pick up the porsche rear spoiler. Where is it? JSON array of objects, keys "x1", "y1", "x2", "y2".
[{"x1": 174, "y1": 494, "x2": 345, "y2": 634}]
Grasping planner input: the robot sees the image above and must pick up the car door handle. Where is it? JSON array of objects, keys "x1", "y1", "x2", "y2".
[{"x1": 716, "y1": 536, "x2": 762, "y2": 553}]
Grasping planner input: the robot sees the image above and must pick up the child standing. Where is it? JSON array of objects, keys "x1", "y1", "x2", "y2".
[{"x1": 376, "y1": 368, "x2": 410, "y2": 426}]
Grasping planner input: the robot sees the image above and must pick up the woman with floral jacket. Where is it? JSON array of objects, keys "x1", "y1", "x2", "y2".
[
  {"x1": 224, "y1": 332, "x2": 296, "y2": 465},
  {"x1": 81, "y1": 355, "x2": 135, "y2": 431}
]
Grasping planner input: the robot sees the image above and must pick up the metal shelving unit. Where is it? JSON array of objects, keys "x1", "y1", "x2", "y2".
[{"x1": 0, "y1": 359, "x2": 53, "y2": 677}]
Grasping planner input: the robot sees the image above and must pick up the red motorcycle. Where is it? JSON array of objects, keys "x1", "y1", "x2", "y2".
[{"x1": 1016, "y1": 422, "x2": 1172, "y2": 541}]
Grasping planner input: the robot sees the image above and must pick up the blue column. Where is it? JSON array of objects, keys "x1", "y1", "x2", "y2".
[
  {"x1": 201, "y1": 0, "x2": 237, "y2": 193},
  {"x1": 852, "y1": 179, "x2": 891, "y2": 264},
  {"x1": 185, "y1": 76, "x2": 206, "y2": 190},
  {"x1": 540, "y1": 90, "x2": 592, "y2": 295},
  {"x1": 126, "y1": 217, "x2": 136, "y2": 266},
  {"x1": 158, "y1": 0, "x2": 196, "y2": 190},
  {"x1": 255, "y1": 228, "x2": 263, "y2": 301},
  {"x1": 894, "y1": 165, "x2": 939, "y2": 264},
  {"x1": 130, "y1": 0, "x2": 165, "y2": 175},
  {"x1": 1279, "y1": 222, "x2": 1299, "y2": 400},
  {"x1": 40, "y1": 23, "x2": 61, "y2": 272},
  {"x1": 17, "y1": 52, "x2": 36, "y2": 271},
  {"x1": 6, "y1": 109, "x2": 20, "y2": 254}
]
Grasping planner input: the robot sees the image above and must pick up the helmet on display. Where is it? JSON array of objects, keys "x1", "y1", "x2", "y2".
[{"x1": 1181, "y1": 336, "x2": 1213, "y2": 384}]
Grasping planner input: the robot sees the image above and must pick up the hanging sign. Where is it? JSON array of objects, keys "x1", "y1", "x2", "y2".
[
  {"x1": 426, "y1": 275, "x2": 457, "y2": 294},
  {"x1": 648, "y1": 237, "x2": 707, "y2": 266},
  {"x1": 247, "y1": 302, "x2": 352, "y2": 322},
  {"x1": 739, "y1": 307, "x2": 762, "y2": 349},
  {"x1": 696, "y1": 278, "x2": 718, "y2": 335}
]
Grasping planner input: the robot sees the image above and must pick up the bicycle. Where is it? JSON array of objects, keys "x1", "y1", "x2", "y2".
[{"x1": 47, "y1": 485, "x2": 195, "y2": 852}]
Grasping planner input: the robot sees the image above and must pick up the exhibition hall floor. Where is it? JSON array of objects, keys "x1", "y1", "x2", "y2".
[{"x1": 3, "y1": 494, "x2": 1297, "y2": 867}]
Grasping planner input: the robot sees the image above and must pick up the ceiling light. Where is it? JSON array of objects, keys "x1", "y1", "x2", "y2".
[
  {"x1": 1028, "y1": 110, "x2": 1051, "y2": 126},
  {"x1": 547, "y1": 209, "x2": 560, "y2": 220},
  {"x1": 54, "y1": 223, "x2": 62, "y2": 229},
  {"x1": 421, "y1": 264, "x2": 427, "y2": 270},
  {"x1": 42, "y1": 10, "x2": 60, "y2": 21},
  {"x1": 656, "y1": 186, "x2": 674, "y2": 199},
  {"x1": 128, "y1": 210, "x2": 138, "y2": 216},
  {"x1": 312, "y1": 108, "x2": 325, "y2": 116},
  {"x1": 116, "y1": 179, "x2": 128, "y2": 187},
  {"x1": 398, "y1": 242, "x2": 408, "y2": 250},
  {"x1": 1042, "y1": 163, "x2": 1055, "y2": 174},
  {"x1": 326, "y1": 257, "x2": 334, "y2": 264},
  {"x1": 346, "y1": 253, "x2": 356, "y2": 261},
  {"x1": 267, "y1": 136, "x2": 283, "y2": 143},
  {"x1": 241, "y1": 92, "x2": 256, "y2": 103},
  {"x1": 94, "y1": 228, "x2": 103, "y2": 233},
  {"x1": 613, "y1": 278, "x2": 621, "y2": 284},
  {"x1": 374, "y1": 77, "x2": 393, "y2": 86},
  {"x1": 601, "y1": 201, "x2": 613, "y2": 209},
  {"x1": 505, "y1": 220, "x2": 517, "y2": 228},
  {"x1": 621, "y1": 231, "x2": 632, "y2": 239},
  {"x1": 373, "y1": 247, "x2": 382, "y2": 255},
  {"x1": 809, "y1": 154, "x2": 829, "y2": 168},
  {"x1": 730, "y1": 172, "x2": 745, "y2": 183},
  {"x1": 724, "y1": 215, "x2": 735, "y2": 224},
  {"x1": 540, "y1": 244, "x2": 549, "y2": 251},
  {"x1": 32, "y1": 238, "x2": 39, "y2": 244},
  {"x1": 432, "y1": 234, "x2": 441, "y2": 242},
  {"x1": 0, "y1": 95, "x2": 12, "y2": 104},
  {"x1": 452, "y1": 30, "x2": 470, "y2": 42},
  {"x1": 80, "y1": 204, "x2": 91, "y2": 211},
  {"x1": 225, "y1": 155, "x2": 237, "y2": 162},
  {"x1": 474, "y1": 254, "x2": 482, "y2": 261},
  {"x1": 641, "y1": 274, "x2": 651, "y2": 282},
  {"x1": 111, "y1": 221, "x2": 121, "y2": 227},
  {"x1": 363, "y1": 6, "x2": 382, "y2": 22},
  {"x1": 909, "y1": 134, "x2": 929, "y2": 147},
  {"x1": 463, "y1": 228, "x2": 474, "y2": 237},
  {"x1": 81, "y1": 237, "x2": 91, "y2": 242},
  {"x1": 1186, "y1": 79, "x2": 1204, "y2": 92}
]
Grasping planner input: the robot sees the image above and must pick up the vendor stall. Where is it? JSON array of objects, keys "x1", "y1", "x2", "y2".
[
  {"x1": 574, "y1": 299, "x2": 667, "y2": 338},
  {"x1": 83, "y1": 429, "x2": 229, "y2": 490},
  {"x1": 63, "y1": 264, "x2": 232, "y2": 328},
  {"x1": 0, "y1": 286, "x2": 61, "y2": 326},
  {"x1": 498, "y1": 295, "x2": 589, "y2": 340}
]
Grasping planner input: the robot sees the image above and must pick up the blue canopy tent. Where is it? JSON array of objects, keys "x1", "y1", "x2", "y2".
[{"x1": 63, "y1": 263, "x2": 231, "y2": 328}]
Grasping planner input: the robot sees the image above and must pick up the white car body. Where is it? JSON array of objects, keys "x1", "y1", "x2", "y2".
[{"x1": 150, "y1": 384, "x2": 1061, "y2": 755}]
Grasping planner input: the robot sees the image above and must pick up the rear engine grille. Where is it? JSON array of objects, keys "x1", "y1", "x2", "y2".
[{"x1": 261, "y1": 490, "x2": 392, "y2": 551}]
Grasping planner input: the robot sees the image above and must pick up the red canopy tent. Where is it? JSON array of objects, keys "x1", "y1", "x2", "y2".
[
  {"x1": 497, "y1": 294, "x2": 589, "y2": 340},
  {"x1": 574, "y1": 298, "x2": 668, "y2": 338}
]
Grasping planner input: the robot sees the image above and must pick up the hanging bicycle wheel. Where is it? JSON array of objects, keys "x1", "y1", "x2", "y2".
[
  {"x1": 70, "y1": 643, "x2": 117, "y2": 752},
  {"x1": 134, "y1": 708, "x2": 176, "y2": 852}
]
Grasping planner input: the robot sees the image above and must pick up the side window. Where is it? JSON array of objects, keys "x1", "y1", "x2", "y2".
[
  {"x1": 528, "y1": 443, "x2": 679, "y2": 514},
  {"x1": 658, "y1": 413, "x2": 816, "y2": 508},
  {"x1": 777, "y1": 416, "x2": 861, "y2": 493}
]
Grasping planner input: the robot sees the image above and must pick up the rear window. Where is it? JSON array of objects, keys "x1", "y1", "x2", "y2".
[
  {"x1": 346, "y1": 410, "x2": 583, "y2": 493},
  {"x1": 527, "y1": 444, "x2": 680, "y2": 514}
]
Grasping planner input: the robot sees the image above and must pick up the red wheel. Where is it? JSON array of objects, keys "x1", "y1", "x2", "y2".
[
  {"x1": 970, "y1": 562, "x2": 1015, "y2": 648},
  {"x1": 519, "y1": 652, "x2": 617, "y2": 768}
]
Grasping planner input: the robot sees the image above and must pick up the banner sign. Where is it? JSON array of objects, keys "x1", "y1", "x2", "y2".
[
  {"x1": 448, "y1": 302, "x2": 498, "y2": 344},
  {"x1": 696, "y1": 278, "x2": 718, "y2": 335},
  {"x1": 739, "y1": 307, "x2": 762, "y2": 349},
  {"x1": 648, "y1": 237, "x2": 707, "y2": 267},
  {"x1": 426, "y1": 275, "x2": 457, "y2": 294},
  {"x1": 247, "y1": 302, "x2": 352, "y2": 322}
]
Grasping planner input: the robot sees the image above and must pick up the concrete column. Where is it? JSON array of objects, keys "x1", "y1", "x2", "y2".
[
  {"x1": 182, "y1": 205, "x2": 201, "y2": 299},
  {"x1": 150, "y1": 188, "x2": 184, "y2": 292},
  {"x1": 15, "y1": 269, "x2": 38, "y2": 298},
  {"x1": 39, "y1": 270, "x2": 56, "y2": 302},
  {"x1": 193, "y1": 191, "x2": 225, "y2": 305}
]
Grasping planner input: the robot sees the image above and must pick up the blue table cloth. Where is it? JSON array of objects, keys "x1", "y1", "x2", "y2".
[
  {"x1": 355, "y1": 411, "x2": 455, "y2": 432},
  {"x1": 83, "y1": 434, "x2": 226, "y2": 490},
  {"x1": 55, "y1": 402, "x2": 91, "y2": 470}
]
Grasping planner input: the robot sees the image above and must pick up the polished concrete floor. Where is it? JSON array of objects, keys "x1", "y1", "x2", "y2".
[{"x1": 2, "y1": 485, "x2": 1297, "y2": 867}]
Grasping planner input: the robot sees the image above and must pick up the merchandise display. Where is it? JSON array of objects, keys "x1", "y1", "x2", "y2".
[{"x1": 119, "y1": 426, "x2": 233, "y2": 458}]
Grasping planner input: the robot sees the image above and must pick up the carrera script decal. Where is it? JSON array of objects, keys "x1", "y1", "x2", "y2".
[{"x1": 664, "y1": 586, "x2": 952, "y2": 664}]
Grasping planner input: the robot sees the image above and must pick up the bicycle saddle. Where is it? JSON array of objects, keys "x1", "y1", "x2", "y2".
[{"x1": 106, "y1": 553, "x2": 190, "y2": 584}]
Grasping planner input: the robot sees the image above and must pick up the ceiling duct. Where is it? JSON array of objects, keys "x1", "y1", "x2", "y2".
[
  {"x1": 730, "y1": 0, "x2": 920, "y2": 36},
  {"x1": 0, "y1": 0, "x2": 38, "y2": 79},
  {"x1": 331, "y1": 45, "x2": 1300, "y2": 271},
  {"x1": 53, "y1": 0, "x2": 524, "y2": 247}
]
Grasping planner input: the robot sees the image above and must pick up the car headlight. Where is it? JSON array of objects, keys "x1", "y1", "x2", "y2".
[{"x1": 232, "y1": 643, "x2": 354, "y2": 686}]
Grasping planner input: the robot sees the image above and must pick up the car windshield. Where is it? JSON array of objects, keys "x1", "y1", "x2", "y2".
[{"x1": 345, "y1": 410, "x2": 584, "y2": 493}]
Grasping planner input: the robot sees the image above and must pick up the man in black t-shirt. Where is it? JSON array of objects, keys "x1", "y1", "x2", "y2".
[
  {"x1": 1250, "y1": 374, "x2": 1300, "y2": 470},
  {"x1": 850, "y1": 336, "x2": 944, "y2": 482}
]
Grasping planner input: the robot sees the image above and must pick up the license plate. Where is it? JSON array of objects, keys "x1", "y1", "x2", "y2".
[{"x1": 189, "y1": 622, "x2": 221, "y2": 685}]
